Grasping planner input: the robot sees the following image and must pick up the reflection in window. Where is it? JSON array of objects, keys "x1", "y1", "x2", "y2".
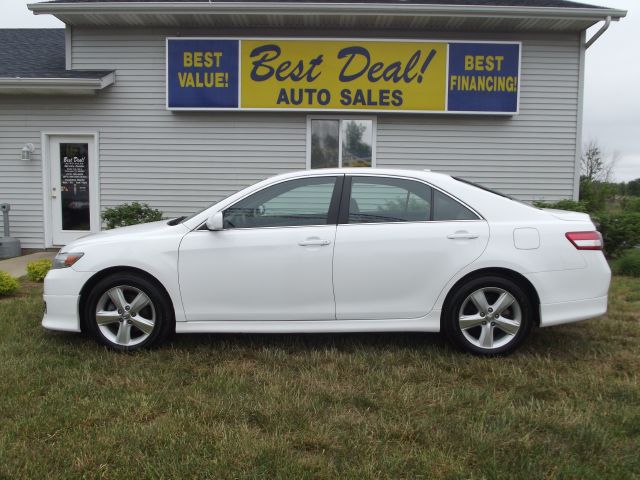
[
  {"x1": 433, "y1": 190, "x2": 479, "y2": 221},
  {"x1": 224, "y1": 177, "x2": 337, "y2": 229},
  {"x1": 348, "y1": 177, "x2": 431, "y2": 223},
  {"x1": 310, "y1": 120, "x2": 339, "y2": 169},
  {"x1": 342, "y1": 120, "x2": 373, "y2": 167},
  {"x1": 310, "y1": 118, "x2": 374, "y2": 169}
]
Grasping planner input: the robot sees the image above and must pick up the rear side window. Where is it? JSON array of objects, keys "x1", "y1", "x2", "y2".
[
  {"x1": 348, "y1": 177, "x2": 432, "y2": 223},
  {"x1": 433, "y1": 190, "x2": 479, "y2": 221}
]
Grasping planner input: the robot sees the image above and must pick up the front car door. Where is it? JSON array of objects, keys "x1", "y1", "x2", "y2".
[
  {"x1": 178, "y1": 175, "x2": 342, "y2": 321},
  {"x1": 333, "y1": 175, "x2": 489, "y2": 320}
]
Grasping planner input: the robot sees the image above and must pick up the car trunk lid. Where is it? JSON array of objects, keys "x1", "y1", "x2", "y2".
[{"x1": 541, "y1": 208, "x2": 593, "y2": 223}]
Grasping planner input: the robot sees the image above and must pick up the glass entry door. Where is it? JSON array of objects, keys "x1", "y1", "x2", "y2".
[{"x1": 49, "y1": 136, "x2": 99, "y2": 246}]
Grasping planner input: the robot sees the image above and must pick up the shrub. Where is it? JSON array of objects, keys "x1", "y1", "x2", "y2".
[
  {"x1": 579, "y1": 179, "x2": 616, "y2": 213},
  {"x1": 621, "y1": 197, "x2": 640, "y2": 213},
  {"x1": 592, "y1": 213, "x2": 640, "y2": 258},
  {"x1": 102, "y1": 202, "x2": 163, "y2": 229},
  {"x1": 613, "y1": 249, "x2": 640, "y2": 277},
  {"x1": 0, "y1": 271, "x2": 19, "y2": 296},
  {"x1": 533, "y1": 199, "x2": 590, "y2": 213},
  {"x1": 26, "y1": 259, "x2": 53, "y2": 282}
]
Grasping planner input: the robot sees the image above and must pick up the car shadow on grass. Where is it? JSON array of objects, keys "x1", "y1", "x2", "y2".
[
  {"x1": 167, "y1": 330, "x2": 449, "y2": 353},
  {"x1": 42, "y1": 322, "x2": 609, "y2": 360},
  {"x1": 164, "y1": 322, "x2": 608, "y2": 358}
]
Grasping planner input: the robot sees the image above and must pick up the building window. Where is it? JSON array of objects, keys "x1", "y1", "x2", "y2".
[{"x1": 307, "y1": 117, "x2": 376, "y2": 169}]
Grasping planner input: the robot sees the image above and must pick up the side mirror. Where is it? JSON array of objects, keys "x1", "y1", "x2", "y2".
[{"x1": 205, "y1": 211, "x2": 224, "y2": 231}]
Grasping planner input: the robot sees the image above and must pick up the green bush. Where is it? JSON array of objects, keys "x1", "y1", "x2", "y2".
[
  {"x1": 613, "y1": 249, "x2": 640, "y2": 277},
  {"x1": 102, "y1": 202, "x2": 163, "y2": 229},
  {"x1": 592, "y1": 213, "x2": 640, "y2": 258},
  {"x1": 621, "y1": 197, "x2": 640, "y2": 213},
  {"x1": 0, "y1": 271, "x2": 19, "y2": 296},
  {"x1": 579, "y1": 179, "x2": 616, "y2": 213},
  {"x1": 26, "y1": 259, "x2": 53, "y2": 282},
  {"x1": 533, "y1": 199, "x2": 590, "y2": 213}
]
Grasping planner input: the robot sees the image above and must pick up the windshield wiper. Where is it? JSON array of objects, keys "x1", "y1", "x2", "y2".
[{"x1": 167, "y1": 216, "x2": 186, "y2": 226}]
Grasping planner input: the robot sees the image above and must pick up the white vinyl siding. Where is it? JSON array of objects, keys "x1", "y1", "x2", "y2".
[{"x1": 0, "y1": 29, "x2": 580, "y2": 248}]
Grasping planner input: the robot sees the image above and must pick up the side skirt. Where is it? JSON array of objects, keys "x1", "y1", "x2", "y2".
[{"x1": 175, "y1": 311, "x2": 441, "y2": 334}]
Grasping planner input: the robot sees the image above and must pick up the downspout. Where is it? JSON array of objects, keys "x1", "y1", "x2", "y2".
[
  {"x1": 574, "y1": 15, "x2": 611, "y2": 200},
  {"x1": 585, "y1": 16, "x2": 611, "y2": 49}
]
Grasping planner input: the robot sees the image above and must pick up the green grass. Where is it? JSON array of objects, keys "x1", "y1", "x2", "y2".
[{"x1": 1, "y1": 278, "x2": 639, "y2": 479}]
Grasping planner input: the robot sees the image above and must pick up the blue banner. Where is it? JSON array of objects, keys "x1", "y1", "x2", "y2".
[
  {"x1": 167, "y1": 39, "x2": 239, "y2": 109},
  {"x1": 447, "y1": 43, "x2": 520, "y2": 113}
]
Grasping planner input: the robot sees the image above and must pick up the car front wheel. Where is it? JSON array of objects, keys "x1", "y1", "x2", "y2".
[
  {"x1": 443, "y1": 276, "x2": 534, "y2": 355},
  {"x1": 83, "y1": 272, "x2": 173, "y2": 351}
]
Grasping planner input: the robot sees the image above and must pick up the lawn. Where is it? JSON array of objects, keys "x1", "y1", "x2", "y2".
[{"x1": 1, "y1": 277, "x2": 638, "y2": 479}]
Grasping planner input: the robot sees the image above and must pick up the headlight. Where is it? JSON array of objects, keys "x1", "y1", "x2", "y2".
[{"x1": 52, "y1": 252, "x2": 84, "y2": 269}]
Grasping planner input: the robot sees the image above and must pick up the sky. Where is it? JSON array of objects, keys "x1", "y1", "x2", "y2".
[{"x1": 1, "y1": 0, "x2": 639, "y2": 182}]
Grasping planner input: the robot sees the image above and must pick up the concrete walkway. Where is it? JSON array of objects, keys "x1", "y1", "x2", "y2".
[{"x1": 0, "y1": 251, "x2": 57, "y2": 278}]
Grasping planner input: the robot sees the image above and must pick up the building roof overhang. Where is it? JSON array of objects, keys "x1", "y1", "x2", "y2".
[
  {"x1": 0, "y1": 72, "x2": 115, "y2": 95},
  {"x1": 28, "y1": 1, "x2": 626, "y2": 33}
]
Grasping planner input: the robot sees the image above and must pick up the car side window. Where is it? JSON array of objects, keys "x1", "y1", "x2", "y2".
[
  {"x1": 348, "y1": 177, "x2": 432, "y2": 223},
  {"x1": 224, "y1": 177, "x2": 338, "y2": 229},
  {"x1": 433, "y1": 190, "x2": 479, "y2": 221}
]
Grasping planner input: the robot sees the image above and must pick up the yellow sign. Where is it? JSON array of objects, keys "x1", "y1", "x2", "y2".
[{"x1": 240, "y1": 40, "x2": 447, "y2": 111}]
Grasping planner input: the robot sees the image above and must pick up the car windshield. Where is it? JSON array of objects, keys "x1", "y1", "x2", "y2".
[
  {"x1": 452, "y1": 177, "x2": 534, "y2": 207},
  {"x1": 171, "y1": 191, "x2": 238, "y2": 225}
]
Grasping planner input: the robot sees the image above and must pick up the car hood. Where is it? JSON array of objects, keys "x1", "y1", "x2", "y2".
[{"x1": 61, "y1": 220, "x2": 189, "y2": 252}]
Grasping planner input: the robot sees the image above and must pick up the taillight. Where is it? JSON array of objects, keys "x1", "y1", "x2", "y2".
[{"x1": 565, "y1": 231, "x2": 603, "y2": 250}]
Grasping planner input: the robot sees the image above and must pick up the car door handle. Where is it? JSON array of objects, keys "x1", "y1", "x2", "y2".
[
  {"x1": 447, "y1": 232, "x2": 479, "y2": 240},
  {"x1": 298, "y1": 238, "x2": 331, "y2": 247}
]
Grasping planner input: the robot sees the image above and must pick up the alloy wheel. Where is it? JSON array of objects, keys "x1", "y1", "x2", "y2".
[
  {"x1": 458, "y1": 287, "x2": 522, "y2": 350},
  {"x1": 95, "y1": 285, "x2": 156, "y2": 347}
]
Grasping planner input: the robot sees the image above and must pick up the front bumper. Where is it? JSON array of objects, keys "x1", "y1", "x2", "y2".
[
  {"x1": 43, "y1": 294, "x2": 82, "y2": 332},
  {"x1": 42, "y1": 267, "x2": 94, "y2": 333}
]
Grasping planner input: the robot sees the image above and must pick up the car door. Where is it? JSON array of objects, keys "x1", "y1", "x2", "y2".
[
  {"x1": 178, "y1": 175, "x2": 343, "y2": 321},
  {"x1": 333, "y1": 175, "x2": 489, "y2": 320}
]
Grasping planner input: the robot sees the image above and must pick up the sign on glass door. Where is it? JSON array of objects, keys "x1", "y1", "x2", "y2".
[{"x1": 59, "y1": 143, "x2": 91, "y2": 231}]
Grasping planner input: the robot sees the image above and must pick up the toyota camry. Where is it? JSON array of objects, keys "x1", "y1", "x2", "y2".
[{"x1": 43, "y1": 168, "x2": 611, "y2": 355}]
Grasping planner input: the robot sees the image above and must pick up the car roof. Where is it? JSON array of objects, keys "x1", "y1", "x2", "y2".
[{"x1": 273, "y1": 167, "x2": 447, "y2": 182}]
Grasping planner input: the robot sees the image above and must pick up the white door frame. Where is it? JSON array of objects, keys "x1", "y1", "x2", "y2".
[{"x1": 41, "y1": 131, "x2": 101, "y2": 248}]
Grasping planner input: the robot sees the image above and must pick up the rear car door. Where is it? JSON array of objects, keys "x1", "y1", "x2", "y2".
[{"x1": 333, "y1": 175, "x2": 489, "y2": 320}]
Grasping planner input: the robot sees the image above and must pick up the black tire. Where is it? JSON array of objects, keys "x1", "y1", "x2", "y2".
[
  {"x1": 442, "y1": 275, "x2": 534, "y2": 356},
  {"x1": 83, "y1": 272, "x2": 174, "y2": 351}
]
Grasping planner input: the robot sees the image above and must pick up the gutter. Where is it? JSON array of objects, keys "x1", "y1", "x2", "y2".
[
  {"x1": 0, "y1": 73, "x2": 115, "y2": 91},
  {"x1": 28, "y1": 2, "x2": 627, "y2": 21}
]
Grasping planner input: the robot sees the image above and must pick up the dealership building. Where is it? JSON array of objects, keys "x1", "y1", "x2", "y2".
[{"x1": 0, "y1": 0, "x2": 625, "y2": 249}]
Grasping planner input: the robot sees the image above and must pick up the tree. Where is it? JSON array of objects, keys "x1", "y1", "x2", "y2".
[
  {"x1": 627, "y1": 178, "x2": 640, "y2": 197},
  {"x1": 580, "y1": 140, "x2": 616, "y2": 182},
  {"x1": 578, "y1": 140, "x2": 619, "y2": 211}
]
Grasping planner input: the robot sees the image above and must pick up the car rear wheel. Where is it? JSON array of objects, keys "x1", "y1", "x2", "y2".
[
  {"x1": 84, "y1": 272, "x2": 173, "y2": 351},
  {"x1": 443, "y1": 276, "x2": 533, "y2": 355}
]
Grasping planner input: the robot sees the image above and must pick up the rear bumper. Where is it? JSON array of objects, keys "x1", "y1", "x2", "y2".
[
  {"x1": 539, "y1": 295, "x2": 608, "y2": 327},
  {"x1": 526, "y1": 251, "x2": 611, "y2": 327}
]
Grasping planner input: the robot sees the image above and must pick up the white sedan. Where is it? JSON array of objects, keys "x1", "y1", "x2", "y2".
[{"x1": 43, "y1": 169, "x2": 611, "y2": 355}]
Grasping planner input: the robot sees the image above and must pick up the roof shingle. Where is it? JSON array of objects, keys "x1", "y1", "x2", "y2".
[{"x1": 0, "y1": 29, "x2": 111, "y2": 79}]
